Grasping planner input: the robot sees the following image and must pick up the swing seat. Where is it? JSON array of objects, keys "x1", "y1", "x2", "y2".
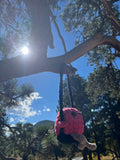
[{"x1": 54, "y1": 108, "x2": 84, "y2": 143}]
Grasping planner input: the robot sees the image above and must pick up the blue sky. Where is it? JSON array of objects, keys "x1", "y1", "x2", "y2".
[{"x1": 7, "y1": 9, "x2": 120, "y2": 126}]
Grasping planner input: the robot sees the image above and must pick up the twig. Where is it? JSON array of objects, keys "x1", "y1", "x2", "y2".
[{"x1": 50, "y1": 9, "x2": 67, "y2": 53}]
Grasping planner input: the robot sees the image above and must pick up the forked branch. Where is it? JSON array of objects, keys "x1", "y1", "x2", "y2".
[{"x1": 0, "y1": 32, "x2": 120, "y2": 82}]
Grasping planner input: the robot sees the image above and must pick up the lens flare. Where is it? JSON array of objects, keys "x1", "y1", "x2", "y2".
[{"x1": 21, "y1": 46, "x2": 29, "y2": 55}]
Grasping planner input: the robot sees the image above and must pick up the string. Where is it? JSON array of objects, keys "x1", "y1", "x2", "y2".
[{"x1": 59, "y1": 72, "x2": 64, "y2": 121}]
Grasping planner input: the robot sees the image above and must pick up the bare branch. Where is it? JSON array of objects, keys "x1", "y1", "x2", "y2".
[
  {"x1": 0, "y1": 151, "x2": 16, "y2": 160},
  {"x1": 50, "y1": 10, "x2": 67, "y2": 53}
]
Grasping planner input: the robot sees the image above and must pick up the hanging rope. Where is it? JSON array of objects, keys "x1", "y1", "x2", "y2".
[
  {"x1": 50, "y1": 10, "x2": 75, "y2": 120},
  {"x1": 59, "y1": 72, "x2": 64, "y2": 121},
  {"x1": 67, "y1": 74, "x2": 74, "y2": 108},
  {"x1": 59, "y1": 71, "x2": 74, "y2": 121}
]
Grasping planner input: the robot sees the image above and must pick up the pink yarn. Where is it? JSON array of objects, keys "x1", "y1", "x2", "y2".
[{"x1": 54, "y1": 108, "x2": 84, "y2": 135}]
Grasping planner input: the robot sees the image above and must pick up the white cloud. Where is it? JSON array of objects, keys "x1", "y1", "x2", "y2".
[
  {"x1": 7, "y1": 92, "x2": 42, "y2": 118},
  {"x1": 10, "y1": 124, "x2": 15, "y2": 127},
  {"x1": 5, "y1": 124, "x2": 15, "y2": 136},
  {"x1": 43, "y1": 106, "x2": 50, "y2": 112},
  {"x1": 5, "y1": 127, "x2": 10, "y2": 136},
  {"x1": 30, "y1": 92, "x2": 42, "y2": 100},
  {"x1": 32, "y1": 122, "x2": 36, "y2": 125},
  {"x1": 10, "y1": 117, "x2": 14, "y2": 123},
  {"x1": 19, "y1": 118, "x2": 26, "y2": 123},
  {"x1": 38, "y1": 110, "x2": 41, "y2": 115}
]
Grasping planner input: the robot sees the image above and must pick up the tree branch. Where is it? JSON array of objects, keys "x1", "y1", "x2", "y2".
[
  {"x1": 0, "y1": 32, "x2": 120, "y2": 82},
  {"x1": 102, "y1": 0, "x2": 120, "y2": 31},
  {"x1": 100, "y1": 35, "x2": 120, "y2": 51},
  {"x1": 0, "y1": 151, "x2": 16, "y2": 160},
  {"x1": 50, "y1": 10, "x2": 67, "y2": 53},
  {"x1": 23, "y1": 131, "x2": 48, "y2": 160}
]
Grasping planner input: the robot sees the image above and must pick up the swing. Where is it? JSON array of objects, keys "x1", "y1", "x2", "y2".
[
  {"x1": 52, "y1": 14, "x2": 84, "y2": 144},
  {"x1": 54, "y1": 73, "x2": 84, "y2": 144},
  {"x1": 52, "y1": 15, "x2": 97, "y2": 150}
]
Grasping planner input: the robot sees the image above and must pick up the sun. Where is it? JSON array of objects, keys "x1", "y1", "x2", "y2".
[{"x1": 21, "y1": 46, "x2": 29, "y2": 55}]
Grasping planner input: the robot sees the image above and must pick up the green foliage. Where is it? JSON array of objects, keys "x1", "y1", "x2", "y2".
[
  {"x1": 63, "y1": 74, "x2": 88, "y2": 107},
  {"x1": 92, "y1": 95, "x2": 120, "y2": 158},
  {"x1": 86, "y1": 65, "x2": 120, "y2": 104},
  {"x1": 0, "y1": 80, "x2": 34, "y2": 108},
  {"x1": 87, "y1": 46, "x2": 117, "y2": 66},
  {"x1": 0, "y1": 75, "x2": 34, "y2": 159},
  {"x1": 34, "y1": 125, "x2": 50, "y2": 137},
  {"x1": 60, "y1": 0, "x2": 120, "y2": 66},
  {"x1": 20, "y1": 83, "x2": 35, "y2": 98},
  {"x1": 63, "y1": 74, "x2": 91, "y2": 123},
  {"x1": 0, "y1": 0, "x2": 31, "y2": 59},
  {"x1": 61, "y1": 0, "x2": 103, "y2": 37},
  {"x1": 4, "y1": 122, "x2": 66, "y2": 160},
  {"x1": 41, "y1": 129, "x2": 58, "y2": 149}
]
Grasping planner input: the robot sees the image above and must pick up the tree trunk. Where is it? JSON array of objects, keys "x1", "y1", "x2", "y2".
[
  {"x1": 55, "y1": 154, "x2": 58, "y2": 160},
  {"x1": 97, "y1": 151, "x2": 101, "y2": 160},
  {"x1": 82, "y1": 151, "x2": 88, "y2": 160},
  {"x1": 89, "y1": 152, "x2": 93, "y2": 160}
]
